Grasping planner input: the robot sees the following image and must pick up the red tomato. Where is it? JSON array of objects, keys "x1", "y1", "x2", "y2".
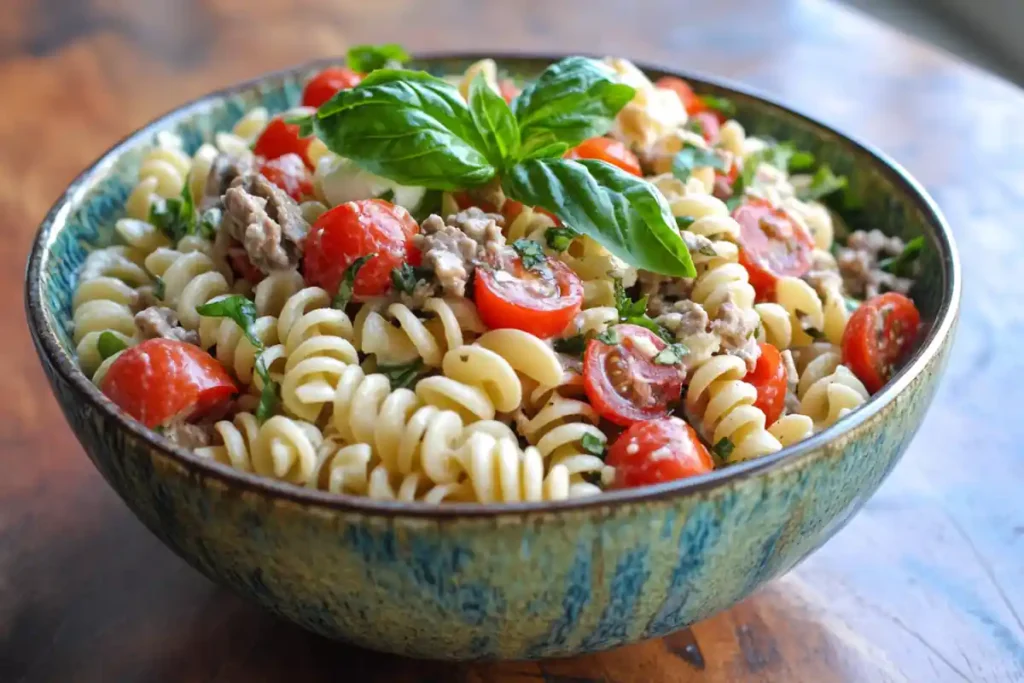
[
  {"x1": 607, "y1": 417, "x2": 713, "y2": 488},
  {"x1": 743, "y1": 343, "x2": 787, "y2": 426},
  {"x1": 712, "y1": 159, "x2": 739, "y2": 200},
  {"x1": 842, "y1": 292, "x2": 921, "y2": 393},
  {"x1": 693, "y1": 111, "x2": 721, "y2": 145},
  {"x1": 502, "y1": 199, "x2": 562, "y2": 227},
  {"x1": 303, "y1": 199, "x2": 421, "y2": 298},
  {"x1": 655, "y1": 76, "x2": 703, "y2": 115},
  {"x1": 227, "y1": 248, "x2": 266, "y2": 285},
  {"x1": 499, "y1": 79, "x2": 521, "y2": 104},
  {"x1": 583, "y1": 324, "x2": 685, "y2": 426},
  {"x1": 100, "y1": 339, "x2": 237, "y2": 428},
  {"x1": 258, "y1": 153, "x2": 313, "y2": 202},
  {"x1": 565, "y1": 137, "x2": 642, "y2": 176},
  {"x1": 452, "y1": 190, "x2": 499, "y2": 214},
  {"x1": 733, "y1": 198, "x2": 815, "y2": 300},
  {"x1": 474, "y1": 250, "x2": 583, "y2": 339},
  {"x1": 302, "y1": 66, "x2": 363, "y2": 108},
  {"x1": 253, "y1": 117, "x2": 314, "y2": 169}
]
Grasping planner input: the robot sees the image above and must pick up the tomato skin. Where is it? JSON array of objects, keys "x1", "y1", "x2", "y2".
[
  {"x1": 565, "y1": 137, "x2": 642, "y2": 176},
  {"x1": 227, "y1": 248, "x2": 266, "y2": 285},
  {"x1": 583, "y1": 324, "x2": 685, "y2": 426},
  {"x1": 733, "y1": 198, "x2": 815, "y2": 300},
  {"x1": 302, "y1": 199, "x2": 421, "y2": 298},
  {"x1": 474, "y1": 254, "x2": 583, "y2": 339},
  {"x1": 258, "y1": 153, "x2": 313, "y2": 202},
  {"x1": 655, "y1": 76, "x2": 703, "y2": 115},
  {"x1": 302, "y1": 67, "x2": 363, "y2": 108},
  {"x1": 100, "y1": 339, "x2": 237, "y2": 428},
  {"x1": 693, "y1": 111, "x2": 721, "y2": 145},
  {"x1": 499, "y1": 79, "x2": 521, "y2": 104},
  {"x1": 607, "y1": 417, "x2": 714, "y2": 488},
  {"x1": 502, "y1": 199, "x2": 562, "y2": 227},
  {"x1": 743, "y1": 343, "x2": 787, "y2": 426},
  {"x1": 842, "y1": 292, "x2": 921, "y2": 393},
  {"x1": 253, "y1": 117, "x2": 314, "y2": 169}
]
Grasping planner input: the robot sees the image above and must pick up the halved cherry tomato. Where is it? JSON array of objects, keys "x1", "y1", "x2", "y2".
[
  {"x1": 655, "y1": 76, "x2": 703, "y2": 115},
  {"x1": 565, "y1": 137, "x2": 642, "y2": 176},
  {"x1": 502, "y1": 199, "x2": 562, "y2": 227},
  {"x1": 842, "y1": 292, "x2": 921, "y2": 393},
  {"x1": 258, "y1": 153, "x2": 313, "y2": 202},
  {"x1": 499, "y1": 79, "x2": 521, "y2": 104},
  {"x1": 452, "y1": 190, "x2": 499, "y2": 214},
  {"x1": 583, "y1": 324, "x2": 685, "y2": 426},
  {"x1": 743, "y1": 343, "x2": 787, "y2": 426},
  {"x1": 607, "y1": 416, "x2": 714, "y2": 488},
  {"x1": 100, "y1": 339, "x2": 237, "y2": 428},
  {"x1": 253, "y1": 117, "x2": 314, "y2": 169},
  {"x1": 692, "y1": 111, "x2": 722, "y2": 145},
  {"x1": 733, "y1": 198, "x2": 815, "y2": 300},
  {"x1": 227, "y1": 248, "x2": 265, "y2": 285},
  {"x1": 474, "y1": 250, "x2": 583, "y2": 339},
  {"x1": 302, "y1": 66, "x2": 363, "y2": 108},
  {"x1": 303, "y1": 199, "x2": 421, "y2": 298}
]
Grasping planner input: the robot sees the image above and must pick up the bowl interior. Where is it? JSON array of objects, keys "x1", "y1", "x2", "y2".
[{"x1": 27, "y1": 55, "x2": 958, "y2": 511}]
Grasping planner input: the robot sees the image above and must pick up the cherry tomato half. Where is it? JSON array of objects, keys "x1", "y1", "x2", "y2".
[
  {"x1": 842, "y1": 292, "x2": 921, "y2": 393},
  {"x1": 302, "y1": 66, "x2": 363, "y2": 108},
  {"x1": 692, "y1": 111, "x2": 722, "y2": 145},
  {"x1": 565, "y1": 137, "x2": 642, "y2": 176},
  {"x1": 474, "y1": 250, "x2": 583, "y2": 339},
  {"x1": 655, "y1": 76, "x2": 703, "y2": 115},
  {"x1": 303, "y1": 199, "x2": 421, "y2": 299},
  {"x1": 733, "y1": 198, "x2": 815, "y2": 300},
  {"x1": 607, "y1": 417, "x2": 714, "y2": 488},
  {"x1": 743, "y1": 343, "x2": 787, "y2": 426},
  {"x1": 253, "y1": 117, "x2": 314, "y2": 169},
  {"x1": 503, "y1": 199, "x2": 562, "y2": 227},
  {"x1": 583, "y1": 324, "x2": 685, "y2": 426},
  {"x1": 259, "y1": 153, "x2": 313, "y2": 202},
  {"x1": 100, "y1": 339, "x2": 237, "y2": 428}
]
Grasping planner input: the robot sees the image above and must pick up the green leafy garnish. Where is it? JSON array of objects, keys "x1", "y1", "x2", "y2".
[
  {"x1": 671, "y1": 144, "x2": 727, "y2": 183},
  {"x1": 468, "y1": 73, "x2": 520, "y2": 167},
  {"x1": 713, "y1": 437, "x2": 734, "y2": 462},
  {"x1": 581, "y1": 432, "x2": 607, "y2": 458},
  {"x1": 698, "y1": 94, "x2": 736, "y2": 117},
  {"x1": 545, "y1": 226, "x2": 579, "y2": 252},
  {"x1": 346, "y1": 43, "x2": 410, "y2": 73},
  {"x1": 685, "y1": 118, "x2": 704, "y2": 136},
  {"x1": 390, "y1": 262, "x2": 434, "y2": 295},
  {"x1": 553, "y1": 334, "x2": 588, "y2": 355},
  {"x1": 97, "y1": 332, "x2": 128, "y2": 360},
  {"x1": 675, "y1": 215, "x2": 696, "y2": 230},
  {"x1": 255, "y1": 357, "x2": 279, "y2": 423},
  {"x1": 788, "y1": 149, "x2": 816, "y2": 172},
  {"x1": 612, "y1": 280, "x2": 672, "y2": 342},
  {"x1": 797, "y1": 165, "x2": 848, "y2": 202},
  {"x1": 653, "y1": 343, "x2": 689, "y2": 366},
  {"x1": 511, "y1": 239, "x2": 547, "y2": 271},
  {"x1": 196, "y1": 295, "x2": 261, "y2": 349},
  {"x1": 153, "y1": 276, "x2": 166, "y2": 300},
  {"x1": 148, "y1": 178, "x2": 196, "y2": 242},
  {"x1": 283, "y1": 113, "x2": 315, "y2": 137},
  {"x1": 379, "y1": 359, "x2": 428, "y2": 390},
  {"x1": 333, "y1": 254, "x2": 374, "y2": 309},
  {"x1": 595, "y1": 328, "x2": 620, "y2": 345},
  {"x1": 198, "y1": 207, "x2": 221, "y2": 240},
  {"x1": 878, "y1": 236, "x2": 924, "y2": 277}
]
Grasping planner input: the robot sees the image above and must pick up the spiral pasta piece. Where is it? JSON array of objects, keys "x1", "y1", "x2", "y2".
[
  {"x1": 114, "y1": 218, "x2": 171, "y2": 256},
  {"x1": 125, "y1": 133, "x2": 192, "y2": 220},
  {"x1": 365, "y1": 465, "x2": 471, "y2": 503},
  {"x1": 277, "y1": 286, "x2": 354, "y2": 352},
  {"x1": 253, "y1": 270, "x2": 306, "y2": 318},
  {"x1": 250, "y1": 415, "x2": 323, "y2": 484},
  {"x1": 799, "y1": 365, "x2": 869, "y2": 428},
  {"x1": 309, "y1": 437, "x2": 374, "y2": 495},
  {"x1": 144, "y1": 247, "x2": 230, "y2": 330},
  {"x1": 355, "y1": 297, "x2": 484, "y2": 367},
  {"x1": 459, "y1": 435, "x2": 601, "y2": 503},
  {"x1": 415, "y1": 344, "x2": 523, "y2": 422},
  {"x1": 195, "y1": 412, "x2": 262, "y2": 471},
  {"x1": 690, "y1": 262, "x2": 756, "y2": 317},
  {"x1": 505, "y1": 203, "x2": 555, "y2": 243},
  {"x1": 755, "y1": 302, "x2": 792, "y2": 350},
  {"x1": 768, "y1": 414, "x2": 814, "y2": 447},
  {"x1": 775, "y1": 276, "x2": 826, "y2": 347}
]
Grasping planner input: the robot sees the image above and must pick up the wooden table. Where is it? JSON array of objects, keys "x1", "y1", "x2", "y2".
[{"x1": 2, "y1": 0, "x2": 1022, "y2": 680}]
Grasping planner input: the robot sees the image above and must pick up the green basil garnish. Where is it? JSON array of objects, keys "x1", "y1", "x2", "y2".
[
  {"x1": 347, "y1": 43, "x2": 410, "y2": 73},
  {"x1": 511, "y1": 239, "x2": 547, "y2": 271},
  {"x1": 581, "y1": 432, "x2": 608, "y2": 458},
  {"x1": 390, "y1": 262, "x2": 433, "y2": 295},
  {"x1": 879, "y1": 236, "x2": 924, "y2": 277},
  {"x1": 468, "y1": 73, "x2": 520, "y2": 168},
  {"x1": 553, "y1": 334, "x2": 588, "y2": 356},
  {"x1": 653, "y1": 343, "x2": 689, "y2": 365},
  {"x1": 148, "y1": 176, "x2": 196, "y2": 242},
  {"x1": 671, "y1": 143, "x2": 727, "y2": 183},
  {"x1": 97, "y1": 331, "x2": 128, "y2": 360},
  {"x1": 698, "y1": 94, "x2": 736, "y2": 117},
  {"x1": 255, "y1": 357, "x2": 279, "y2": 423},
  {"x1": 797, "y1": 165, "x2": 848, "y2": 202},
  {"x1": 713, "y1": 437, "x2": 734, "y2": 462},
  {"x1": 196, "y1": 295, "x2": 261, "y2": 349},
  {"x1": 333, "y1": 254, "x2": 374, "y2": 309},
  {"x1": 544, "y1": 226, "x2": 579, "y2": 252},
  {"x1": 379, "y1": 359, "x2": 428, "y2": 390}
]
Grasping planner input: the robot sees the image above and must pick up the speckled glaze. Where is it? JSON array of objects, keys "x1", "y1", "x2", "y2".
[{"x1": 25, "y1": 54, "x2": 959, "y2": 660}]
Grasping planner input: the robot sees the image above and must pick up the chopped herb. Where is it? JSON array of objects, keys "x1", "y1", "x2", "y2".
[
  {"x1": 254, "y1": 356, "x2": 279, "y2": 424},
  {"x1": 97, "y1": 331, "x2": 128, "y2": 360},
  {"x1": 685, "y1": 118, "x2": 705, "y2": 136},
  {"x1": 333, "y1": 254, "x2": 375, "y2": 309},
  {"x1": 713, "y1": 437, "x2": 734, "y2": 462},
  {"x1": 511, "y1": 239, "x2": 547, "y2": 271},
  {"x1": 196, "y1": 295, "x2": 262, "y2": 349},
  {"x1": 376, "y1": 189, "x2": 396, "y2": 203},
  {"x1": 796, "y1": 165, "x2": 848, "y2": 202},
  {"x1": 653, "y1": 343, "x2": 689, "y2": 366},
  {"x1": 595, "y1": 328, "x2": 620, "y2": 345},
  {"x1": 153, "y1": 276, "x2": 166, "y2": 300},
  {"x1": 411, "y1": 189, "x2": 444, "y2": 224},
  {"x1": 379, "y1": 359, "x2": 428, "y2": 390},
  {"x1": 148, "y1": 176, "x2": 196, "y2": 242},
  {"x1": 613, "y1": 280, "x2": 673, "y2": 342},
  {"x1": 675, "y1": 215, "x2": 696, "y2": 230},
  {"x1": 697, "y1": 243, "x2": 717, "y2": 257},
  {"x1": 198, "y1": 207, "x2": 221, "y2": 240},
  {"x1": 347, "y1": 43, "x2": 410, "y2": 73},
  {"x1": 671, "y1": 143, "x2": 727, "y2": 183},
  {"x1": 553, "y1": 334, "x2": 588, "y2": 355},
  {"x1": 283, "y1": 113, "x2": 315, "y2": 138},
  {"x1": 698, "y1": 94, "x2": 736, "y2": 117},
  {"x1": 545, "y1": 226, "x2": 579, "y2": 252},
  {"x1": 390, "y1": 262, "x2": 433, "y2": 295},
  {"x1": 581, "y1": 432, "x2": 608, "y2": 457},
  {"x1": 878, "y1": 236, "x2": 924, "y2": 277},
  {"x1": 788, "y1": 149, "x2": 816, "y2": 172}
]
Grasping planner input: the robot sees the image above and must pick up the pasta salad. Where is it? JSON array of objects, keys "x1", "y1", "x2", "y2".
[{"x1": 74, "y1": 46, "x2": 923, "y2": 504}]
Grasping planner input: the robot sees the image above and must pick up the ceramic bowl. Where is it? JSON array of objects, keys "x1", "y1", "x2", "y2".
[{"x1": 25, "y1": 54, "x2": 960, "y2": 660}]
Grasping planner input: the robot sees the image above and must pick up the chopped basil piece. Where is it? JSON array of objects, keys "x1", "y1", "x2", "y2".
[
  {"x1": 545, "y1": 226, "x2": 579, "y2": 252},
  {"x1": 653, "y1": 343, "x2": 689, "y2": 366},
  {"x1": 675, "y1": 215, "x2": 696, "y2": 230},
  {"x1": 671, "y1": 143, "x2": 727, "y2": 183},
  {"x1": 511, "y1": 239, "x2": 547, "y2": 271},
  {"x1": 595, "y1": 328, "x2": 620, "y2": 345},
  {"x1": 379, "y1": 359, "x2": 428, "y2": 390},
  {"x1": 581, "y1": 432, "x2": 607, "y2": 458},
  {"x1": 553, "y1": 334, "x2": 588, "y2": 356},
  {"x1": 255, "y1": 356, "x2": 279, "y2": 424},
  {"x1": 148, "y1": 177, "x2": 197, "y2": 243},
  {"x1": 713, "y1": 437, "x2": 734, "y2": 461},
  {"x1": 333, "y1": 254, "x2": 375, "y2": 309},
  {"x1": 97, "y1": 331, "x2": 128, "y2": 360},
  {"x1": 878, "y1": 236, "x2": 924, "y2": 277},
  {"x1": 196, "y1": 295, "x2": 262, "y2": 349},
  {"x1": 283, "y1": 113, "x2": 315, "y2": 138},
  {"x1": 698, "y1": 94, "x2": 736, "y2": 117},
  {"x1": 198, "y1": 207, "x2": 221, "y2": 240},
  {"x1": 153, "y1": 276, "x2": 166, "y2": 301},
  {"x1": 612, "y1": 280, "x2": 673, "y2": 342},
  {"x1": 347, "y1": 43, "x2": 410, "y2": 73},
  {"x1": 390, "y1": 262, "x2": 434, "y2": 295},
  {"x1": 796, "y1": 165, "x2": 848, "y2": 202},
  {"x1": 788, "y1": 150, "x2": 816, "y2": 172}
]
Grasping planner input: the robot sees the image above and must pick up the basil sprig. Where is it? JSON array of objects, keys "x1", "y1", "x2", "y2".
[
  {"x1": 347, "y1": 43, "x2": 410, "y2": 73},
  {"x1": 149, "y1": 176, "x2": 196, "y2": 242}
]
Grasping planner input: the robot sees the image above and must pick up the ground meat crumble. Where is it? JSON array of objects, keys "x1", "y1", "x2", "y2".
[
  {"x1": 835, "y1": 229, "x2": 913, "y2": 299},
  {"x1": 412, "y1": 208, "x2": 506, "y2": 298},
  {"x1": 221, "y1": 173, "x2": 309, "y2": 274},
  {"x1": 134, "y1": 306, "x2": 199, "y2": 345}
]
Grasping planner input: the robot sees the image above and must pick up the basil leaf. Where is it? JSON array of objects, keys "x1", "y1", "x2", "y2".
[
  {"x1": 379, "y1": 359, "x2": 428, "y2": 390},
  {"x1": 653, "y1": 343, "x2": 689, "y2": 365},
  {"x1": 797, "y1": 165, "x2": 848, "y2": 202},
  {"x1": 624, "y1": 316, "x2": 673, "y2": 343},
  {"x1": 197, "y1": 295, "x2": 262, "y2": 349},
  {"x1": 513, "y1": 57, "x2": 635, "y2": 159},
  {"x1": 878, "y1": 236, "x2": 924, "y2": 277},
  {"x1": 199, "y1": 207, "x2": 221, "y2": 240},
  {"x1": 581, "y1": 432, "x2": 607, "y2": 458},
  {"x1": 671, "y1": 144, "x2": 727, "y2": 182},
  {"x1": 788, "y1": 149, "x2": 816, "y2": 172},
  {"x1": 686, "y1": 118, "x2": 704, "y2": 136},
  {"x1": 545, "y1": 226, "x2": 579, "y2": 252},
  {"x1": 595, "y1": 328, "x2": 619, "y2": 345},
  {"x1": 511, "y1": 239, "x2": 547, "y2": 271},
  {"x1": 468, "y1": 73, "x2": 520, "y2": 168},
  {"x1": 676, "y1": 215, "x2": 696, "y2": 230},
  {"x1": 283, "y1": 113, "x2": 315, "y2": 138},
  {"x1": 713, "y1": 437, "x2": 734, "y2": 462},
  {"x1": 255, "y1": 356, "x2": 278, "y2": 424},
  {"x1": 390, "y1": 262, "x2": 434, "y2": 295},
  {"x1": 149, "y1": 177, "x2": 196, "y2": 242},
  {"x1": 553, "y1": 334, "x2": 588, "y2": 355},
  {"x1": 614, "y1": 279, "x2": 648, "y2": 320},
  {"x1": 520, "y1": 142, "x2": 571, "y2": 161},
  {"x1": 411, "y1": 189, "x2": 443, "y2": 223},
  {"x1": 97, "y1": 331, "x2": 128, "y2": 360},
  {"x1": 334, "y1": 254, "x2": 374, "y2": 309},
  {"x1": 314, "y1": 69, "x2": 496, "y2": 190},
  {"x1": 698, "y1": 94, "x2": 736, "y2": 117},
  {"x1": 504, "y1": 158, "x2": 695, "y2": 277},
  {"x1": 347, "y1": 43, "x2": 410, "y2": 73}
]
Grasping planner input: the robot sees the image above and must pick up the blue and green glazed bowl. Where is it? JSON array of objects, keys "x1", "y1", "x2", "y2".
[{"x1": 25, "y1": 54, "x2": 960, "y2": 660}]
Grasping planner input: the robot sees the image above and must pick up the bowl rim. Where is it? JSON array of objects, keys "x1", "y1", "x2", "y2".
[{"x1": 25, "y1": 51, "x2": 961, "y2": 519}]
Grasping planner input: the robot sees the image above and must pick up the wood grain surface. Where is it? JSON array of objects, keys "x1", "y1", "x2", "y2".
[{"x1": 3, "y1": 0, "x2": 1023, "y2": 681}]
